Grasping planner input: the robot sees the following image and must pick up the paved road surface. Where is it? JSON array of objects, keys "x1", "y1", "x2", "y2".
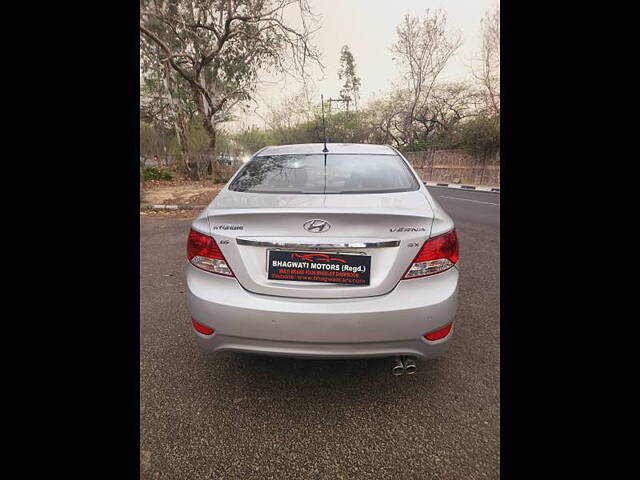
[
  {"x1": 140, "y1": 188, "x2": 500, "y2": 479},
  {"x1": 427, "y1": 186, "x2": 500, "y2": 228}
]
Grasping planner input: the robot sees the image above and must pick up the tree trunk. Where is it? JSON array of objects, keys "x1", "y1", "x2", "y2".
[
  {"x1": 201, "y1": 115, "x2": 217, "y2": 183},
  {"x1": 175, "y1": 118, "x2": 198, "y2": 180},
  {"x1": 163, "y1": 62, "x2": 197, "y2": 179},
  {"x1": 190, "y1": 75, "x2": 217, "y2": 182}
]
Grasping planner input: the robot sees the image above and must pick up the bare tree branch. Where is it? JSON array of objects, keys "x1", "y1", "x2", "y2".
[{"x1": 391, "y1": 9, "x2": 462, "y2": 149}]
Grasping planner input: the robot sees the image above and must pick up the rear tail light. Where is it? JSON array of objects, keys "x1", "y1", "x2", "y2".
[
  {"x1": 187, "y1": 228, "x2": 234, "y2": 276},
  {"x1": 424, "y1": 323, "x2": 453, "y2": 341},
  {"x1": 192, "y1": 318, "x2": 215, "y2": 335},
  {"x1": 403, "y1": 229, "x2": 459, "y2": 279}
]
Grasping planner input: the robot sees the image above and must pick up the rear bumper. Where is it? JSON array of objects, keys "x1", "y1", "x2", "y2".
[
  {"x1": 192, "y1": 333, "x2": 453, "y2": 359},
  {"x1": 186, "y1": 263, "x2": 458, "y2": 359}
]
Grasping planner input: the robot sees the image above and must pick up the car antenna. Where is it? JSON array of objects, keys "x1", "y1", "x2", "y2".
[{"x1": 321, "y1": 94, "x2": 329, "y2": 152}]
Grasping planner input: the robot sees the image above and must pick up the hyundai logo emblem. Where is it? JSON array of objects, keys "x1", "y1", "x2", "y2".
[{"x1": 303, "y1": 219, "x2": 331, "y2": 233}]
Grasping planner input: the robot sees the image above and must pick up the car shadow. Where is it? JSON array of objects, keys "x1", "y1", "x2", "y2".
[{"x1": 197, "y1": 351, "x2": 445, "y2": 407}]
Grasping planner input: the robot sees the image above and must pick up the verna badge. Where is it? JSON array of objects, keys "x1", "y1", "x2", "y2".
[{"x1": 303, "y1": 219, "x2": 331, "y2": 233}]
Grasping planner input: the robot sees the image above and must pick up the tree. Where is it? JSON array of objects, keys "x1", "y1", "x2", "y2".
[
  {"x1": 451, "y1": 115, "x2": 499, "y2": 156},
  {"x1": 391, "y1": 10, "x2": 462, "y2": 149},
  {"x1": 233, "y1": 126, "x2": 272, "y2": 153},
  {"x1": 231, "y1": 81, "x2": 494, "y2": 154},
  {"x1": 140, "y1": 0, "x2": 322, "y2": 180},
  {"x1": 140, "y1": 121, "x2": 164, "y2": 162},
  {"x1": 369, "y1": 83, "x2": 478, "y2": 150},
  {"x1": 474, "y1": 4, "x2": 500, "y2": 116},
  {"x1": 337, "y1": 45, "x2": 361, "y2": 111},
  {"x1": 266, "y1": 87, "x2": 318, "y2": 132},
  {"x1": 140, "y1": 56, "x2": 199, "y2": 174}
]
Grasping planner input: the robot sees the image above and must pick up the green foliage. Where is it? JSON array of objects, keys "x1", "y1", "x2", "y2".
[
  {"x1": 140, "y1": 122, "x2": 164, "y2": 158},
  {"x1": 323, "y1": 111, "x2": 371, "y2": 144},
  {"x1": 233, "y1": 127, "x2": 272, "y2": 153},
  {"x1": 232, "y1": 108, "x2": 500, "y2": 157},
  {"x1": 450, "y1": 116, "x2": 500, "y2": 156},
  {"x1": 144, "y1": 80, "x2": 499, "y2": 165},
  {"x1": 142, "y1": 167, "x2": 172, "y2": 181},
  {"x1": 232, "y1": 108, "x2": 379, "y2": 154}
]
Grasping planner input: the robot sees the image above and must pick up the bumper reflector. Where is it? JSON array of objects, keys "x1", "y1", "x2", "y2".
[
  {"x1": 424, "y1": 323, "x2": 453, "y2": 341},
  {"x1": 192, "y1": 318, "x2": 215, "y2": 335}
]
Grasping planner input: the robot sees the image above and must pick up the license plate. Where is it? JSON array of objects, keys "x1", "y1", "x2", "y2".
[{"x1": 267, "y1": 250, "x2": 371, "y2": 285}]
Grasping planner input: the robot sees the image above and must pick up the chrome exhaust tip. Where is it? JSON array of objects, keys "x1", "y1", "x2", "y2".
[
  {"x1": 403, "y1": 357, "x2": 417, "y2": 375},
  {"x1": 391, "y1": 357, "x2": 405, "y2": 376}
]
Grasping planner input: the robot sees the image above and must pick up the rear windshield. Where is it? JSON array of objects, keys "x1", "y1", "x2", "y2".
[{"x1": 228, "y1": 154, "x2": 420, "y2": 194}]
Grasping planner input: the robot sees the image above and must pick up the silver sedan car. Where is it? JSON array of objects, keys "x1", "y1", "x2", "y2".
[{"x1": 186, "y1": 143, "x2": 459, "y2": 375}]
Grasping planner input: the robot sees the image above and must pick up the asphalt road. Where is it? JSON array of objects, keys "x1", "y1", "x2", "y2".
[
  {"x1": 426, "y1": 186, "x2": 500, "y2": 228},
  {"x1": 140, "y1": 187, "x2": 500, "y2": 479}
]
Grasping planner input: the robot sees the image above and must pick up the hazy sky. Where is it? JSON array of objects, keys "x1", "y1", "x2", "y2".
[{"x1": 234, "y1": 0, "x2": 498, "y2": 130}]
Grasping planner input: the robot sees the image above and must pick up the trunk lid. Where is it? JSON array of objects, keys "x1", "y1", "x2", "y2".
[{"x1": 200, "y1": 190, "x2": 434, "y2": 298}]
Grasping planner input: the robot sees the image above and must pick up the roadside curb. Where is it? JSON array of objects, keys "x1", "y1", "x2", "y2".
[
  {"x1": 424, "y1": 181, "x2": 500, "y2": 193},
  {"x1": 140, "y1": 204, "x2": 208, "y2": 211}
]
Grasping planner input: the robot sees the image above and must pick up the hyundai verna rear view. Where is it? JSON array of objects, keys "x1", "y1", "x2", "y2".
[{"x1": 186, "y1": 143, "x2": 459, "y2": 375}]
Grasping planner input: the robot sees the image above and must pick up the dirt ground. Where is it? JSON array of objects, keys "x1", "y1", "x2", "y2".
[
  {"x1": 141, "y1": 179, "x2": 224, "y2": 205},
  {"x1": 140, "y1": 209, "x2": 201, "y2": 219},
  {"x1": 140, "y1": 179, "x2": 225, "y2": 218}
]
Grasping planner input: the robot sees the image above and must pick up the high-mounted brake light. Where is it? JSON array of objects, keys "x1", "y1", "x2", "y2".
[
  {"x1": 187, "y1": 228, "x2": 234, "y2": 276},
  {"x1": 403, "y1": 229, "x2": 459, "y2": 279}
]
